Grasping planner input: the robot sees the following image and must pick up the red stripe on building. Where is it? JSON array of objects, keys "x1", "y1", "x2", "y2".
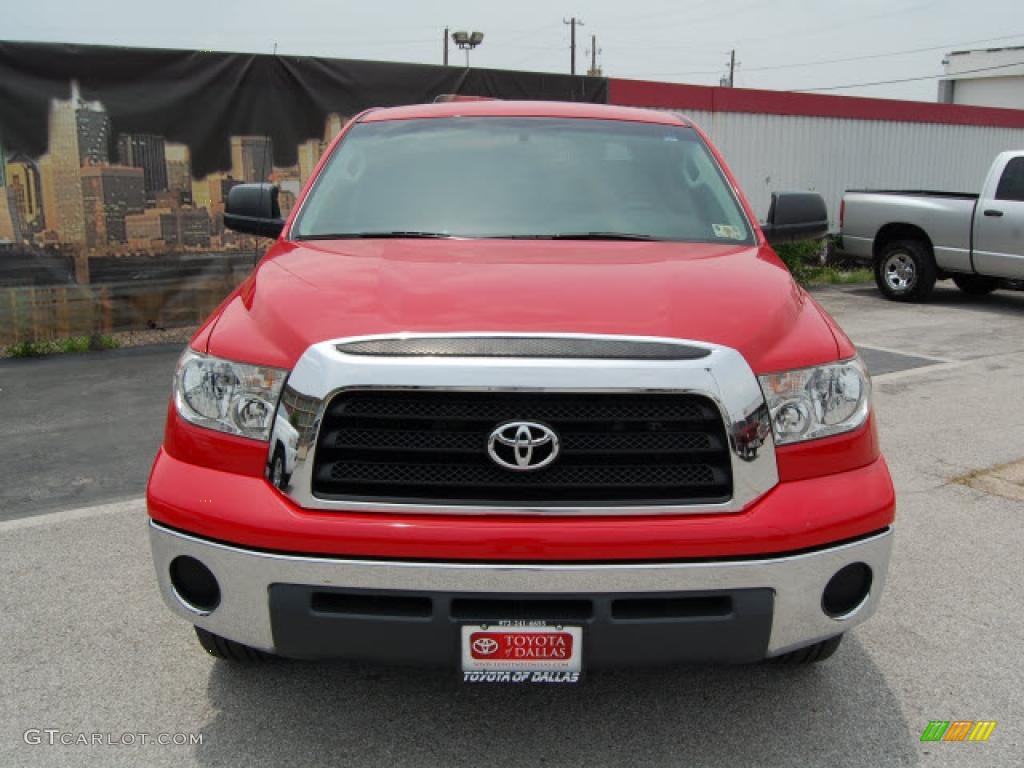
[{"x1": 608, "y1": 78, "x2": 1024, "y2": 129}]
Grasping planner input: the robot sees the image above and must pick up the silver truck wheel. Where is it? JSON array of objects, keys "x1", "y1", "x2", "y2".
[
  {"x1": 882, "y1": 251, "x2": 916, "y2": 292},
  {"x1": 874, "y1": 239, "x2": 936, "y2": 301}
]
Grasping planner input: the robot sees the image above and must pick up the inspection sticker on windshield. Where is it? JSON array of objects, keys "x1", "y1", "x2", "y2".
[
  {"x1": 713, "y1": 223, "x2": 745, "y2": 240},
  {"x1": 461, "y1": 623, "x2": 582, "y2": 683}
]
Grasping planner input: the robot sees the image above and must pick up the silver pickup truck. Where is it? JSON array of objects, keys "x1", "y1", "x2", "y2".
[{"x1": 840, "y1": 151, "x2": 1024, "y2": 301}]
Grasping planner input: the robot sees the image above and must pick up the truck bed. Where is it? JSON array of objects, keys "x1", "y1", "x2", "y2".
[{"x1": 844, "y1": 189, "x2": 978, "y2": 200}]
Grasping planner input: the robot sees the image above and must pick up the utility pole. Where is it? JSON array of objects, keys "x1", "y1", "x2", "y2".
[
  {"x1": 563, "y1": 17, "x2": 584, "y2": 75},
  {"x1": 727, "y1": 49, "x2": 736, "y2": 87},
  {"x1": 443, "y1": 27, "x2": 449, "y2": 66},
  {"x1": 586, "y1": 33, "x2": 602, "y2": 76}
]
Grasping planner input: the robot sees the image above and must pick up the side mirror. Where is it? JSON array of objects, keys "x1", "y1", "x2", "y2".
[
  {"x1": 762, "y1": 192, "x2": 828, "y2": 244},
  {"x1": 224, "y1": 183, "x2": 285, "y2": 238}
]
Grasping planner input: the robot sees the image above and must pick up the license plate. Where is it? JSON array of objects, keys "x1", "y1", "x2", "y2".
[{"x1": 461, "y1": 623, "x2": 582, "y2": 683}]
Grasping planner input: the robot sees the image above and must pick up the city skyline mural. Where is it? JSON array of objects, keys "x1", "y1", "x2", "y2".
[
  {"x1": 0, "y1": 41, "x2": 605, "y2": 349},
  {"x1": 0, "y1": 79, "x2": 349, "y2": 257}
]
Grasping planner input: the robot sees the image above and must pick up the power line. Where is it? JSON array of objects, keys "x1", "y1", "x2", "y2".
[
  {"x1": 746, "y1": 34, "x2": 1024, "y2": 73},
  {"x1": 733, "y1": 0, "x2": 938, "y2": 46},
  {"x1": 627, "y1": 32, "x2": 1024, "y2": 78},
  {"x1": 596, "y1": 0, "x2": 719, "y2": 31},
  {"x1": 599, "y1": 0, "x2": 765, "y2": 49},
  {"x1": 794, "y1": 60, "x2": 1024, "y2": 93}
]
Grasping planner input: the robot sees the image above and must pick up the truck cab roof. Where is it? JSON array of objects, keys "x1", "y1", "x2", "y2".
[{"x1": 359, "y1": 99, "x2": 692, "y2": 127}]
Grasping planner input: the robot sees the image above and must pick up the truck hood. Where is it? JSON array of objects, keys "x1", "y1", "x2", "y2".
[{"x1": 206, "y1": 239, "x2": 840, "y2": 373}]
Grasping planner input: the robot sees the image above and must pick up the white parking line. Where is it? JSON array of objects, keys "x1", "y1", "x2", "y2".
[
  {"x1": 0, "y1": 497, "x2": 144, "y2": 532},
  {"x1": 856, "y1": 343, "x2": 953, "y2": 364}
]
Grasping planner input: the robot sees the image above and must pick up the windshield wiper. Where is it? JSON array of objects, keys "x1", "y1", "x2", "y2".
[
  {"x1": 553, "y1": 232, "x2": 660, "y2": 241},
  {"x1": 495, "y1": 232, "x2": 661, "y2": 241},
  {"x1": 295, "y1": 231, "x2": 453, "y2": 240}
]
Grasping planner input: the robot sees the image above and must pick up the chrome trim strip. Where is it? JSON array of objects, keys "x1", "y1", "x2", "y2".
[
  {"x1": 267, "y1": 332, "x2": 777, "y2": 516},
  {"x1": 149, "y1": 521, "x2": 893, "y2": 657}
]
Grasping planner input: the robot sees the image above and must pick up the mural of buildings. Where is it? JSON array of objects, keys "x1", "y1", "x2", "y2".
[
  {"x1": 230, "y1": 136, "x2": 273, "y2": 183},
  {"x1": 191, "y1": 171, "x2": 240, "y2": 235},
  {"x1": 3, "y1": 80, "x2": 347, "y2": 257},
  {"x1": 39, "y1": 84, "x2": 92, "y2": 244},
  {"x1": 165, "y1": 143, "x2": 192, "y2": 204},
  {"x1": 324, "y1": 113, "x2": 345, "y2": 146},
  {"x1": 76, "y1": 102, "x2": 111, "y2": 165},
  {"x1": 5, "y1": 155, "x2": 45, "y2": 233},
  {"x1": 0, "y1": 188, "x2": 21, "y2": 242},
  {"x1": 117, "y1": 133, "x2": 168, "y2": 202},
  {"x1": 81, "y1": 165, "x2": 145, "y2": 248},
  {"x1": 125, "y1": 207, "x2": 211, "y2": 252},
  {"x1": 0, "y1": 143, "x2": 25, "y2": 242},
  {"x1": 297, "y1": 139, "x2": 322, "y2": 185}
]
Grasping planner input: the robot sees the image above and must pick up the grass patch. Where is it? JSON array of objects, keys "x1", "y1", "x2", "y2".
[
  {"x1": 3, "y1": 334, "x2": 120, "y2": 358},
  {"x1": 774, "y1": 239, "x2": 872, "y2": 287},
  {"x1": 806, "y1": 266, "x2": 873, "y2": 285}
]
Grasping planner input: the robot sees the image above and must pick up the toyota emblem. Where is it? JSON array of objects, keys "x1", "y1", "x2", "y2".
[
  {"x1": 471, "y1": 637, "x2": 499, "y2": 656},
  {"x1": 487, "y1": 421, "x2": 560, "y2": 471}
]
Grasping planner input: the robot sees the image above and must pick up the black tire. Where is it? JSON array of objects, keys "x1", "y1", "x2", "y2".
[
  {"x1": 952, "y1": 274, "x2": 999, "y2": 296},
  {"x1": 874, "y1": 239, "x2": 937, "y2": 301},
  {"x1": 767, "y1": 634, "x2": 843, "y2": 665},
  {"x1": 269, "y1": 444, "x2": 290, "y2": 490},
  {"x1": 194, "y1": 626, "x2": 272, "y2": 662}
]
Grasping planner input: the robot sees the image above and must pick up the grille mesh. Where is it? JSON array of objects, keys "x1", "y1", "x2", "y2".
[{"x1": 312, "y1": 391, "x2": 732, "y2": 505}]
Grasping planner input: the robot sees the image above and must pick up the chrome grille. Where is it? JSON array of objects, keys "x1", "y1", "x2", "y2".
[{"x1": 311, "y1": 391, "x2": 733, "y2": 505}]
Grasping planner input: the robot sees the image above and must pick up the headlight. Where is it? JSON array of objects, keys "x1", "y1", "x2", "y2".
[
  {"x1": 174, "y1": 349, "x2": 288, "y2": 440},
  {"x1": 758, "y1": 357, "x2": 870, "y2": 445}
]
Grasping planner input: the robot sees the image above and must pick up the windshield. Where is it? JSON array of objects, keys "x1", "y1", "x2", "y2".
[{"x1": 292, "y1": 117, "x2": 753, "y2": 244}]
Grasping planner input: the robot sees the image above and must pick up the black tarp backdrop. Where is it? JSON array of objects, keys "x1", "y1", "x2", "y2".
[
  {"x1": 0, "y1": 41, "x2": 607, "y2": 351},
  {"x1": 0, "y1": 42, "x2": 607, "y2": 175}
]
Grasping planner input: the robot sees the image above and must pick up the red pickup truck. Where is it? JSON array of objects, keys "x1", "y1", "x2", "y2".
[{"x1": 147, "y1": 100, "x2": 894, "y2": 680}]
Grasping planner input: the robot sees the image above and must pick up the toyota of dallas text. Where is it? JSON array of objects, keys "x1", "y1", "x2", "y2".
[{"x1": 147, "y1": 100, "x2": 893, "y2": 683}]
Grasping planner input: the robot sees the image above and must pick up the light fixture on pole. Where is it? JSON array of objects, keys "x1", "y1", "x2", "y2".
[{"x1": 451, "y1": 30, "x2": 484, "y2": 67}]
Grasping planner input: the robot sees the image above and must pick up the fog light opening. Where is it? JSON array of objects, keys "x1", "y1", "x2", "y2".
[
  {"x1": 169, "y1": 556, "x2": 221, "y2": 614},
  {"x1": 822, "y1": 562, "x2": 872, "y2": 619}
]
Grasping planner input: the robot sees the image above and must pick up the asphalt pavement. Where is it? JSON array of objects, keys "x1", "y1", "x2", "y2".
[
  {"x1": 0, "y1": 344, "x2": 178, "y2": 521},
  {"x1": 1, "y1": 281, "x2": 1023, "y2": 767}
]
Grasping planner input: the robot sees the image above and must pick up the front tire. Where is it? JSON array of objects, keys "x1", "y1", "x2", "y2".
[
  {"x1": 767, "y1": 634, "x2": 843, "y2": 665},
  {"x1": 952, "y1": 274, "x2": 999, "y2": 296},
  {"x1": 874, "y1": 239, "x2": 936, "y2": 301},
  {"x1": 195, "y1": 626, "x2": 272, "y2": 662}
]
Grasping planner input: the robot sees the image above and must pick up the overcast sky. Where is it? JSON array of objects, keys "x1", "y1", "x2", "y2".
[{"x1": 6, "y1": 0, "x2": 1024, "y2": 101}]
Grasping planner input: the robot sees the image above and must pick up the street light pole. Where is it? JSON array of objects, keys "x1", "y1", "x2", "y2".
[
  {"x1": 451, "y1": 30, "x2": 484, "y2": 68},
  {"x1": 443, "y1": 27, "x2": 449, "y2": 66}
]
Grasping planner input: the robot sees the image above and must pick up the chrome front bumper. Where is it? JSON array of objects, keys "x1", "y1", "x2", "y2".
[{"x1": 149, "y1": 521, "x2": 893, "y2": 660}]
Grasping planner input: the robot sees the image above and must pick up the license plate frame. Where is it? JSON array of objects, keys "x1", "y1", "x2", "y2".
[{"x1": 461, "y1": 623, "x2": 582, "y2": 683}]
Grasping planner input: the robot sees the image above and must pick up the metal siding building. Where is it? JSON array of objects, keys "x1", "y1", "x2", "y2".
[{"x1": 609, "y1": 80, "x2": 1024, "y2": 229}]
